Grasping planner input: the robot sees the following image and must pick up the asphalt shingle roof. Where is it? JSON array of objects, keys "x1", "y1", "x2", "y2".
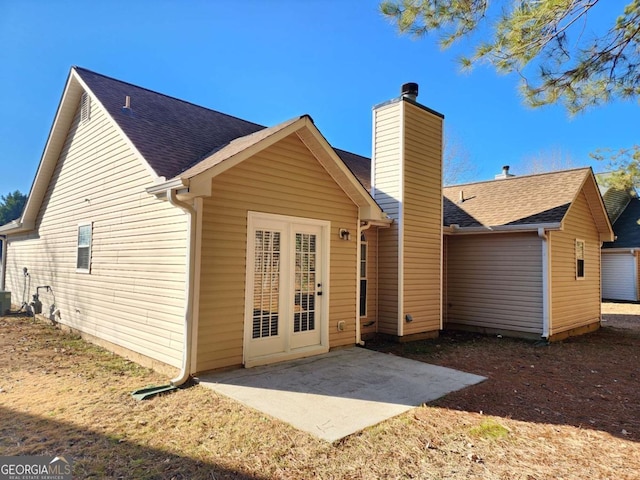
[
  {"x1": 604, "y1": 197, "x2": 640, "y2": 248},
  {"x1": 442, "y1": 168, "x2": 590, "y2": 228},
  {"x1": 76, "y1": 67, "x2": 370, "y2": 188},
  {"x1": 75, "y1": 67, "x2": 267, "y2": 179},
  {"x1": 74, "y1": 68, "x2": 601, "y2": 230}
]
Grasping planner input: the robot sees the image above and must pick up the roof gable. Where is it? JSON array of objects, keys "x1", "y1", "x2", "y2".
[
  {"x1": 1, "y1": 67, "x2": 379, "y2": 234},
  {"x1": 604, "y1": 197, "x2": 640, "y2": 248},
  {"x1": 443, "y1": 168, "x2": 614, "y2": 240},
  {"x1": 1, "y1": 70, "x2": 87, "y2": 233},
  {"x1": 443, "y1": 169, "x2": 588, "y2": 228},
  {"x1": 149, "y1": 115, "x2": 387, "y2": 223}
]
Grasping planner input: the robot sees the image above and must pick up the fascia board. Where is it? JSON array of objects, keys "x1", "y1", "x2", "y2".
[{"x1": 18, "y1": 70, "x2": 83, "y2": 232}]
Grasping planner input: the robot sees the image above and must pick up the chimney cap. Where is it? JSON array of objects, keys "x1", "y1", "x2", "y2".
[
  {"x1": 495, "y1": 165, "x2": 515, "y2": 179},
  {"x1": 401, "y1": 82, "x2": 419, "y2": 100}
]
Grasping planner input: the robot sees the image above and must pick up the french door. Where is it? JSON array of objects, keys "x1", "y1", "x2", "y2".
[{"x1": 245, "y1": 213, "x2": 328, "y2": 365}]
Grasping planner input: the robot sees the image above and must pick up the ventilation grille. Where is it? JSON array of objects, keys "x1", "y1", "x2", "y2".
[{"x1": 80, "y1": 92, "x2": 91, "y2": 124}]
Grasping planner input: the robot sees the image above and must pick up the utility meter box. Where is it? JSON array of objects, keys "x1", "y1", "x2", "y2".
[{"x1": 0, "y1": 291, "x2": 11, "y2": 316}]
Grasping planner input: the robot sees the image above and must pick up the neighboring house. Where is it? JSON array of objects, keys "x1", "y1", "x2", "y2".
[
  {"x1": 442, "y1": 168, "x2": 614, "y2": 340},
  {"x1": 595, "y1": 174, "x2": 639, "y2": 302},
  {"x1": 596, "y1": 172, "x2": 636, "y2": 225},
  {"x1": 601, "y1": 197, "x2": 640, "y2": 301},
  {"x1": 0, "y1": 67, "x2": 613, "y2": 380}
]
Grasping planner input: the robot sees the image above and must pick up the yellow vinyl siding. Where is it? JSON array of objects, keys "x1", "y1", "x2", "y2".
[
  {"x1": 549, "y1": 190, "x2": 602, "y2": 334},
  {"x1": 373, "y1": 102, "x2": 402, "y2": 334},
  {"x1": 402, "y1": 102, "x2": 442, "y2": 335},
  {"x1": 373, "y1": 100, "x2": 443, "y2": 337},
  {"x1": 196, "y1": 133, "x2": 359, "y2": 372},
  {"x1": 4, "y1": 96, "x2": 187, "y2": 368},
  {"x1": 445, "y1": 233, "x2": 543, "y2": 335}
]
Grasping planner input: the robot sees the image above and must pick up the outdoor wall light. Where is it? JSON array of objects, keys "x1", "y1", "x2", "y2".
[
  {"x1": 405, "y1": 314, "x2": 413, "y2": 323},
  {"x1": 339, "y1": 228, "x2": 351, "y2": 241}
]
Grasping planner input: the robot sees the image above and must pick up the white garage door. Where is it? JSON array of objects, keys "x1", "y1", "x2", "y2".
[{"x1": 602, "y1": 254, "x2": 637, "y2": 301}]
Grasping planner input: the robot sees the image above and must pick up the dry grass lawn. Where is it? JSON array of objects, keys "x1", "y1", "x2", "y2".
[{"x1": 1, "y1": 303, "x2": 639, "y2": 479}]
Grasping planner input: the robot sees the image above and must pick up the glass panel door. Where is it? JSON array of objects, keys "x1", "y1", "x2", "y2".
[
  {"x1": 252, "y1": 230, "x2": 281, "y2": 339},
  {"x1": 294, "y1": 232, "x2": 317, "y2": 333},
  {"x1": 290, "y1": 225, "x2": 322, "y2": 349},
  {"x1": 246, "y1": 214, "x2": 325, "y2": 363}
]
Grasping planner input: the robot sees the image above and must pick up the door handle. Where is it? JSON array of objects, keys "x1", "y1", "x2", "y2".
[{"x1": 317, "y1": 283, "x2": 322, "y2": 296}]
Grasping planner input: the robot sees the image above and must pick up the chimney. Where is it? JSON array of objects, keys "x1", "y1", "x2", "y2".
[
  {"x1": 495, "y1": 165, "x2": 515, "y2": 180},
  {"x1": 371, "y1": 84, "x2": 443, "y2": 339}
]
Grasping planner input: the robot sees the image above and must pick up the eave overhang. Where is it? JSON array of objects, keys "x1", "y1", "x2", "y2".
[{"x1": 444, "y1": 222, "x2": 562, "y2": 235}]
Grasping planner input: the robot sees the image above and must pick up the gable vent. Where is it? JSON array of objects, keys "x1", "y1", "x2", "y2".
[{"x1": 80, "y1": 92, "x2": 91, "y2": 124}]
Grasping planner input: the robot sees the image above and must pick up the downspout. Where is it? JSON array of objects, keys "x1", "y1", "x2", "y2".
[
  {"x1": 0, "y1": 235, "x2": 6, "y2": 291},
  {"x1": 538, "y1": 228, "x2": 550, "y2": 339},
  {"x1": 633, "y1": 249, "x2": 639, "y2": 301},
  {"x1": 356, "y1": 221, "x2": 373, "y2": 346},
  {"x1": 168, "y1": 188, "x2": 197, "y2": 386}
]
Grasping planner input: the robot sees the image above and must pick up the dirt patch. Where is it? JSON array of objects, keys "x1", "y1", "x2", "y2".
[
  {"x1": 2, "y1": 313, "x2": 640, "y2": 479},
  {"x1": 602, "y1": 301, "x2": 640, "y2": 330}
]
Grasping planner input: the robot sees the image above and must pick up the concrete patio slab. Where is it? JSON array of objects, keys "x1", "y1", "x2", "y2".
[{"x1": 198, "y1": 347, "x2": 485, "y2": 442}]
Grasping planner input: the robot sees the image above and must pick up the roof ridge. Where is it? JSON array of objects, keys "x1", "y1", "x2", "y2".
[
  {"x1": 72, "y1": 66, "x2": 266, "y2": 130},
  {"x1": 334, "y1": 148, "x2": 371, "y2": 160},
  {"x1": 444, "y1": 166, "x2": 591, "y2": 189}
]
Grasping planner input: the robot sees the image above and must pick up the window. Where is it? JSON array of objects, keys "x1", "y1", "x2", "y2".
[
  {"x1": 360, "y1": 234, "x2": 367, "y2": 317},
  {"x1": 77, "y1": 223, "x2": 92, "y2": 273},
  {"x1": 576, "y1": 239, "x2": 585, "y2": 279},
  {"x1": 80, "y1": 92, "x2": 91, "y2": 124}
]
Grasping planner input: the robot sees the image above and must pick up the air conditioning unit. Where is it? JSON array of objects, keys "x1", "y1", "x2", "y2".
[{"x1": 0, "y1": 291, "x2": 11, "y2": 316}]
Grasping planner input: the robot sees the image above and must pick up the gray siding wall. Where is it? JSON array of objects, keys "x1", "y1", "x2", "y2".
[{"x1": 445, "y1": 233, "x2": 543, "y2": 335}]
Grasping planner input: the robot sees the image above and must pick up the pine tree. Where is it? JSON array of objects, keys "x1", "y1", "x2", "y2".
[
  {"x1": 380, "y1": 0, "x2": 640, "y2": 114},
  {"x1": 0, "y1": 190, "x2": 27, "y2": 225}
]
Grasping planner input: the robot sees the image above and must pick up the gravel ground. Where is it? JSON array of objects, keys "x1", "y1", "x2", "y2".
[{"x1": 602, "y1": 301, "x2": 640, "y2": 331}]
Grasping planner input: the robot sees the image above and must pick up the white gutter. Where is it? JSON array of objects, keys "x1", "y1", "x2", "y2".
[
  {"x1": 0, "y1": 235, "x2": 6, "y2": 291},
  {"x1": 0, "y1": 220, "x2": 35, "y2": 235},
  {"x1": 167, "y1": 188, "x2": 197, "y2": 386},
  {"x1": 538, "y1": 228, "x2": 551, "y2": 339},
  {"x1": 602, "y1": 247, "x2": 638, "y2": 253},
  {"x1": 446, "y1": 222, "x2": 562, "y2": 235},
  {"x1": 146, "y1": 177, "x2": 189, "y2": 196}
]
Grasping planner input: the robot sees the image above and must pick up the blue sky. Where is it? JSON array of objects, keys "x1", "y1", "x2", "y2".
[{"x1": 0, "y1": 0, "x2": 637, "y2": 196}]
